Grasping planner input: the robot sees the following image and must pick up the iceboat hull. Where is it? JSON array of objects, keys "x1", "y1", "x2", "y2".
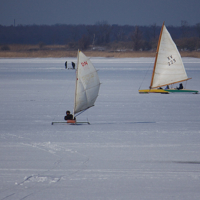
[
  {"x1": 164, "y1": 89, "x2": 198, "y2": 94},
  {"x1": 139, "y1": 89, "x2": 169, "y2": 94},
  {"x1": 67, "y1": 120, "x2": 76, "y2": 124}
]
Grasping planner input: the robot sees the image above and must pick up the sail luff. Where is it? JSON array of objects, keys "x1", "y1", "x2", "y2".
[
  {"x1": 150, "y1": 22, "x2": 165, "y2": 89},
  {"x1": 73, "y1": 50, "x2": 79, "y2": 118}
]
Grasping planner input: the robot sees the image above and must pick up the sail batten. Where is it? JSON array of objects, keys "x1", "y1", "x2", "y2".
[{"x1": 151, "y1": 24, "x2": 188, "y2": 88}]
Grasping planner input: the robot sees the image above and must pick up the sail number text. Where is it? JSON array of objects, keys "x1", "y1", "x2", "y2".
[
  {"x1": 81, "y1": 61, "x2": 88, "y2": 67},
  {"x1": 167, "y1": 55, "x2": 176, "y2": 66}
]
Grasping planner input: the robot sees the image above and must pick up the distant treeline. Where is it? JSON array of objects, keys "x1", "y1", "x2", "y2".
[{"x1": 1, "y1": 21, "x2": 200, "y2": 51}]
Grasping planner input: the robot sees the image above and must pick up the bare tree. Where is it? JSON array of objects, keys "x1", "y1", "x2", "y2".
[
  {"x1": 181, "y1": 20, "x2": 189, "y2": 38},
  {"x1": 94, "y1": 21, "x2": 111, "y2": 45},
  {"x1": 78, "y1": 35, "x2": 90, "y2": 50},
  {"x1": 151, "y1": 23, "x2": 157, "y2": 39},
  {"x1": 131, "y1": 26, "x2": 143, "y2": 51},
  {"x1": 195, "y1": 23, "x2": 200, "y2": 38}
]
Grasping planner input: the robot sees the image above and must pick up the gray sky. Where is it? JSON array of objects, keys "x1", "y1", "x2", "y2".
[{"x1": 0, "y1": 0, "x2": 200, "y2": 26}]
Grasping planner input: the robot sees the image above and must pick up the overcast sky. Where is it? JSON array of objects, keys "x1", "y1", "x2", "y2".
[{"x1": 0, "y1": 0, "x2": 200, "y2": 26}]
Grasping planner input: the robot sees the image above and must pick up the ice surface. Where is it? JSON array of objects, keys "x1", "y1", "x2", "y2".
[{"x1": 0, "y1": 57, "x2": 200, "y2": 200}]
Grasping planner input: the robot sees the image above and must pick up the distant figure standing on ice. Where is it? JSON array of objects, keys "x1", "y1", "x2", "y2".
[{"x1": 72, "y1": 62, "x2": 75, "y2": 69}]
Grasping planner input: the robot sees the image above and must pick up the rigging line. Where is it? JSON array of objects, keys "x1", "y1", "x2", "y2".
[
  {"x1": 138, "y1": 59, "x2": 154, "y2": 90},
  {"x1": 74, "y1": 108, "x2": 90, "y2": 118},
  {"x1": 185, "y1": 80, "x2": 188, "y2": 88}
]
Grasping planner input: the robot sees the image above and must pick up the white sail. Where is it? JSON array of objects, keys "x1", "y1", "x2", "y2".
[
  {"x1": 73, "y1": 51, "x2": 100, "y2": 115},
  {"x1": 151, "y1": 25, "x2": 189, "y2": 88}
]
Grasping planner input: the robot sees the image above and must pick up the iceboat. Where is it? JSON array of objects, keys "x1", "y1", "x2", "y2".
[
  {"x1": 139, "y1": 22, "x2": 198, "y2": 94},
  {"x1": 52, "y1": 50, "x2": 100, "y2": 125}
]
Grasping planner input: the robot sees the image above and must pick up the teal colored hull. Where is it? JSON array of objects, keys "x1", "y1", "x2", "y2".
[{"x1": 164, "y1": 89, "x2": 198, "y2": 94}]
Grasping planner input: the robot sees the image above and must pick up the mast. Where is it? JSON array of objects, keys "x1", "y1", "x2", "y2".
[
  {"x1": 73, "y1": 50, "x2": 79, "y2": 118},
  {"x1": 150, "y1": 22, "x2": 165, "y2": 89}
]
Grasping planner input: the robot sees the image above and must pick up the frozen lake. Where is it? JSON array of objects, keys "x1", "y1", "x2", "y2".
[{"x1": 0, "y1": 57, "x2": 200, "y2": 200}]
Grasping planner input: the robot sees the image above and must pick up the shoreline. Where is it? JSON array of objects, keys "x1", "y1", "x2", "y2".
[
  {"x1": 1, "y1": 45, "x2": 200, "y2": 58},
  {"x1": 1, "y1": 51, "x2": 200, "y2": 58},
  {"x1": 0, "y1": 50, "x2": 156, "y2": 58}
]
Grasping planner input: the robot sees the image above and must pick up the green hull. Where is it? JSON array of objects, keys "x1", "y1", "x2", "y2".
[
  {"x1": 164, "y1": 89, "x2": 198, "y2": 94},
  {"x1": 139, "y1": 88, "x2": 198, "y2": 94}
]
